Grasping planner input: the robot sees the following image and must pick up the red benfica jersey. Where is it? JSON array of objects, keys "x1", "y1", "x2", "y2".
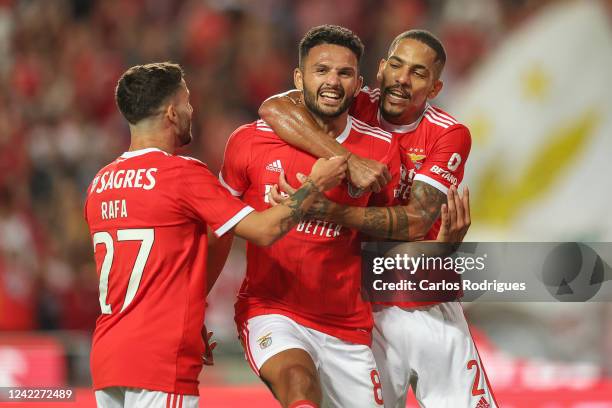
[
  {"x1": 221, "y1": 117, "x2": 400, "y2": 346},
  {"x1": 351, "y1": 87, "x2": 472, "y2": 307},
  {"x1": 84, "y1": 148, "x2": 254, "y2": 395},
  {"x1": 351, "y1": 86, "x2": 472, "y2": 239}
]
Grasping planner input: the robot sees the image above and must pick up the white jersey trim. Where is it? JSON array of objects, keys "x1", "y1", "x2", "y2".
[
  {"x1": 218, "y1": 172, "x2": 242, "y2": 197},
  {"x1": 351, "y1": 117, "x2": 393, "y2": 143},
  {"x1": 423, "y1": 113, "x2": 450, "y2": 129},
  {"x1": 425, "y1": 107, "x2": 456, "y2": 127},
  {"x1": 335, "y1": 116, "x2": 352, "y2": 144},
  {"x1": 362, "y1": 86, "x2": 380, "y2": 102},
  {"x1": 362, "y1": 86, "x2": 380, "y2": 96},
  {"x1": 120, "y1": 147, "x2": 168, "y2": 159},
  {"x1": 256, "y1": 119, "x2": 274, "y2": 132},
  {"x1": 263, "y1": 89, "x2": 299, "y2": 101},
  {"x1": 215, "y1": 206, "x2": 255, "y2": 237},
  {"x1": 177, "y1": 155, "x2": 205, "y2": 164},
  {"x1": 414, "y1": 173, "x2": 449, "y2": 195},
  {"x1": 377, "y1": 104, "x2": 429, "y2": 134},
  {"x1": 429, "y1": 106, "x2": 458, "y2": 124}
]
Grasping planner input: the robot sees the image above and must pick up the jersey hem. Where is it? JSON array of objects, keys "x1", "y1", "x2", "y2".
[
  {"x1": 92, "y1": 380, "x2": 199, "y2": 396},
  {"x1": 236, "y1": 307, "x2": 371, "y2": 346}
]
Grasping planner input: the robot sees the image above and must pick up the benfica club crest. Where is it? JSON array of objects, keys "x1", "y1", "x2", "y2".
[
  {"x1": 258, "y1": 333, "x2": 272, "y2": 350},
  {"x1": 408, "y1": 152, "x2": 426, "y2": 170}
]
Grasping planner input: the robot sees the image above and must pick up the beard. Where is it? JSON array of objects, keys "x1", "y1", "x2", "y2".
[
  {"x1": 303, "y1": 83, "x2": 353, "y2": 119},
  {"x1": 379, "y1": 82, "x2": 411, "y2": 118},
  {"x1": 178, "y1": 118, "x2": 192, "y2": 146}
]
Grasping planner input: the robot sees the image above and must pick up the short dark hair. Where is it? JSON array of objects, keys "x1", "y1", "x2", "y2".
[
  {"x1": 388, "y1": 29, "x2": 446, "y2": 68},
  {"x1": 298, "y1": 25, "x2": 364, "y2": 68},
  {"x1": 115, "y1": 62, "x2": 184, "y2": 125}
]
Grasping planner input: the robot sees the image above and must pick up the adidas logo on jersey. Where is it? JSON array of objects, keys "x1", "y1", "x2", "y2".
[
  {"x1": 265, "y1": 160, "x2": 283, "y2": 173},
  {"x1": 475, "y1": 396, "x2": 490, "y2": 408}
]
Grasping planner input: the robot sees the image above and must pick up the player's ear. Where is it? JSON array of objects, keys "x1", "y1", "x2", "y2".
[
  {"x1": 428, "y1": 79, "x2": 443, "y2": 99},
  {"x1": 165, "y1": 103, "x2": 178, "y2": 126},
  {"x1": 354, "y1": 75, "x2": 364, "y2": 97},
  {"x1": 376, "y1": 59, "x2": 386, "y2": 83},
  {"x1": 293, "y1": 68, "x2": 304, "y2": 92}
]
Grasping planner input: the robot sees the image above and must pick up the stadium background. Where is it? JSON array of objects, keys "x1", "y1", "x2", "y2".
[{"x1": 0, "y1": 0, "x2": 611, "y2": 406}]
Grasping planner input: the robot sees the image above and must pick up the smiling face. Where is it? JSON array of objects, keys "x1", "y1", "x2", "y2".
[
  {"x1": 377, "y1": 38, "x2": 444, "y2": 124},
  {"x1": 295, "y1": 43, "x2": 362, "y2": 119}
]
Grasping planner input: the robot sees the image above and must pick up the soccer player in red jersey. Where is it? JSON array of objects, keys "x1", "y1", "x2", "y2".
[
  {"x1": 84, "y1": 62, "x2": 347, "y2": 408},
  {"x1": 220, "y1": 26, "x2": 404, "y2": 408},
  {"x1": 260, "y1": 30, "x2": 497, "y2": 407}
]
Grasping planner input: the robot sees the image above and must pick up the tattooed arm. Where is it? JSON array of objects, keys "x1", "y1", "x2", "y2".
[
  {"x1": 328, "y1": 181, "x2": 446, "y2": 241},
  {"x1": 233, "y1": 156, "x2": 347, "y2": 246},
  {"x1": 271, "y1": 172, "x2": 452, "y2": 241}
]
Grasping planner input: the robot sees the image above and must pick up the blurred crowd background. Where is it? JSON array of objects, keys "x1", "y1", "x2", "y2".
[{"x1": 1, "y1": 0, "x2": 612, "y2": 399}]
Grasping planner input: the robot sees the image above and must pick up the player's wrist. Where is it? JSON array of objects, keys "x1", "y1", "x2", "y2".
[
  {"x1": 346, "y1": 152, "x2": 359, "y2": 170},
  {"x1": 302, "y1": 176, "x2": 323, "y2": 193},
  {"x1": 346, "y1": 153, "x2": 367, "y2": 182}
]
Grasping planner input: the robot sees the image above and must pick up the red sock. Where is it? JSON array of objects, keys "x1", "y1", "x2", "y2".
[{"x1": 288, "y1": 400, "x2": 318, "y2": 408}]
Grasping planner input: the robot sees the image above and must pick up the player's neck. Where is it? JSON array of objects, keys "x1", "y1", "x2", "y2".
[
  {"x1": 128, "y1": 122, "x2": 176, "y2": 154},
  {"x1": 311, "y1": 111, "x2": 350, "y2": 138}
]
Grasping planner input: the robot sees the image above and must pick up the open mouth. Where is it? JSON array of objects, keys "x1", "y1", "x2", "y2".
[
  {"x1": 318, "y1": 89, "x2": 343, "y2": 104},
  {"x1": 385, "y1": 87, "x2": 410, "y2": 101}
]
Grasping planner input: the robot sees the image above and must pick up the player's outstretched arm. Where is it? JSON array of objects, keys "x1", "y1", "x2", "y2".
[
  {"x1": 270, "y1": 175, "x2": 465, "y2": 242},
  {"x1": 378, "y1": 185, "x2": 471, "y2": 259},
  {"x1": 403, "y1": 181, "x2": 449, "y2": 239},
  {"x1": 329, "y1": 183, "x2": 458, "y2": 241},
  {"x1": 233, "y1": 156, "x2": 347, "y2": 246},
  {"x1": 258, "y1": 91, "x2": 390, "y2": 192}
]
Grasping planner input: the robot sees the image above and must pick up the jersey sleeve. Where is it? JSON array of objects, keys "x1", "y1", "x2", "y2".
[
  {"x1": 179, "y1": 159, "x2": 254, "y2": 237},
  {"x1": 219, "y1": 127, "x2": 252, "y2": 197},
  {"x1": 414, "y1": 125, "x2": 472, "y2": 194},
  {"x1": 368, "y1": 136, "x2": 402, "y2": 207},
  {"x1": 349, "y1": 87, "x2": 380, "y2": 125}
]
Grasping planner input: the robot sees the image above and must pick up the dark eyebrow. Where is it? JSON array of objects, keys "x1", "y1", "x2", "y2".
[
  {"x1": 389, "y1": 56, "x2": 429, "y2": 72},
  {"x1": 338, "y1": 66, "x2": 356, "y2": 73},
  {"x1": 312, "y1": 63, "x2": 356, "y2": 73},
  {"x1": 412, "y1": 65, "x2": 429, "y2": 72},
  {"x1": 313, "y1": 63, "x2": 329, "y2": 70}
]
